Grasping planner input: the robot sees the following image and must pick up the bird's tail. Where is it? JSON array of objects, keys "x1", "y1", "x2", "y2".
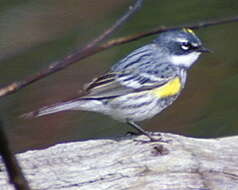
[{"x1": 21, "y1": 98, "x2": 86, "y2": 119}]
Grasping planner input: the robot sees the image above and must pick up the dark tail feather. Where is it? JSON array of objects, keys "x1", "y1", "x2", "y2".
[{"x1": 20, "y1": 100, "x2": 83, "y2": 119}]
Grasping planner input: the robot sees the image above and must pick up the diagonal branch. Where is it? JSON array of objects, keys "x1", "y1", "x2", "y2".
[
  {"x1": 0, "y1": 0, "x2": 144, "y2": 98},
  {"x1": 83, "y1": 0, "x2": 144, "y2": 50},
  {"x1": 100, "y1": 15, "x2": 238, "y2": 48},
  {"x1": 0, "y1": 121, "x2": 31, "y2": 190},
  {"x1": 0, "y1": 14, "x2": 238, "y2": 99}
]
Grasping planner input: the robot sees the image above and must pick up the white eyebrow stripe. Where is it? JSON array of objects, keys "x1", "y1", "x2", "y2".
[{"x1": 175, "y1": 38, "x2": 188, "y2": 43}]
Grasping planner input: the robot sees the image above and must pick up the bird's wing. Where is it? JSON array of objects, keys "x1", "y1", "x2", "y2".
[
  {"x1": 83, "y1": 72, "x2": 130, "y2": 99},
  {"x1": 82, "y1": 64, "x2": 178, "y2": 99}
]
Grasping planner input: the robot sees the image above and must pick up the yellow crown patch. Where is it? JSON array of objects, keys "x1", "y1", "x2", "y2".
[{"x1": 183, "y1": 28, "x2": 195, "y2": 35}]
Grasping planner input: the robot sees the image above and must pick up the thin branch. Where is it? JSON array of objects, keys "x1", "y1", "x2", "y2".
[
  {"x1": 0, "y1": 0, "x2": 144, "y2": 98},
  {"x1": 0, "y1": 121, "x2": 31, "y2": 190},
  {"x1": 100, "y1": 15, "x2": 238, "y2": 48},
  {"x1": 0, "y1": 15, "x2": 238, "y2": 99},
  {"x1": 83, "y1": 0, "x2": 144, "y2": 50}
]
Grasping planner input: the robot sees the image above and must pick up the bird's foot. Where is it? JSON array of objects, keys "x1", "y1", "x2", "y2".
[{"x1": 134, "y1": 132, "x2": 171, "y2": 144}]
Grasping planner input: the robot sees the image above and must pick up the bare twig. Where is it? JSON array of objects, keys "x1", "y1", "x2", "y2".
[
  {"x1": 0, "y1": 14, "x2": 238, "y2": 99},
  {"x1": 0, "y1": 0, "x2": 143, "y2": 98},
  {"x1": 0, "y1": 121, "x2": 31, "y2": 190},
  {"x1": 83, "y1": 0, "x2": 144, "y2": 50},
  {"x1": 100, "y1": 15, "x2": 238, "y2": 48}
]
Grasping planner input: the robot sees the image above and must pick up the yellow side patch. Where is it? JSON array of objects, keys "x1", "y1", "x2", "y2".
[
  {"x1": 183, "y1": 28, "x2": 195, "y2": 35},
  {"x1": 151, "y1": 77, "x2": 181, "y2": 98}
]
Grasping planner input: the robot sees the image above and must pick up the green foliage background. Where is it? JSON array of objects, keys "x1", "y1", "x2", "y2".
[{"x1": 1, "y1": 0, "x2": 238, "y2": 152}]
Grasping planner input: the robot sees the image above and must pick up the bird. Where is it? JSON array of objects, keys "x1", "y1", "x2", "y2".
[{"x1": 22, "y1": 28, "x2": 210, "y2": 141}]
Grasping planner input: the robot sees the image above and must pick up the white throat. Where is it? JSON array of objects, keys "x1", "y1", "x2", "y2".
[{"x1": 170, "y1": 52, "x2": 201, "y2": 68}]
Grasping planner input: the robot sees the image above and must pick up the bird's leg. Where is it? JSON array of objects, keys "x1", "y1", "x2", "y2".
[
  {"x1": 126, "y1": 131, "x2": 140, "y2": 136},
  {"x1": 126, "y1": 120, "x2": 161, "y2": 142}
]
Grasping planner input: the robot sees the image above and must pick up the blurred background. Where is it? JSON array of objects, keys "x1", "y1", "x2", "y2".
[{"x1": 1, "y1": 0, "x2": 238, "y2": 153}]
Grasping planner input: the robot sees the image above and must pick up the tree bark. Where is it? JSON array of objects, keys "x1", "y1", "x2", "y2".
[{"x1": 0, "y1": 133, "x2": 238, "y2": 190}]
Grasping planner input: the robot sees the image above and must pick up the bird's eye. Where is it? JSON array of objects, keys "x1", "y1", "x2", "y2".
[{"x1": 181, "y1": 42, "x2": 191, "y2": 50}]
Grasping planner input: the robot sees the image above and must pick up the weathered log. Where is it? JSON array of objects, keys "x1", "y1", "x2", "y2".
[{"x1": 0, "y1": 133, "x2": 238, "y2": 190}]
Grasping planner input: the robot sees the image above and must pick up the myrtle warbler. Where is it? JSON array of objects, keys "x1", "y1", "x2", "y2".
[{"x1": 23, "y1": 28, "x2": 210, "y2": 141}]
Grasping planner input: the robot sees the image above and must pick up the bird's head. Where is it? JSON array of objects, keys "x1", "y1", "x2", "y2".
[{"x1": 154, "y1": 28, "x2": 210, "y2": 68}]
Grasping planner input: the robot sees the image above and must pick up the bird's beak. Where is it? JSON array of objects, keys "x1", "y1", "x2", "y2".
[{"x1": 196, "y1": 46, "x2": 212, "y2": 53}]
